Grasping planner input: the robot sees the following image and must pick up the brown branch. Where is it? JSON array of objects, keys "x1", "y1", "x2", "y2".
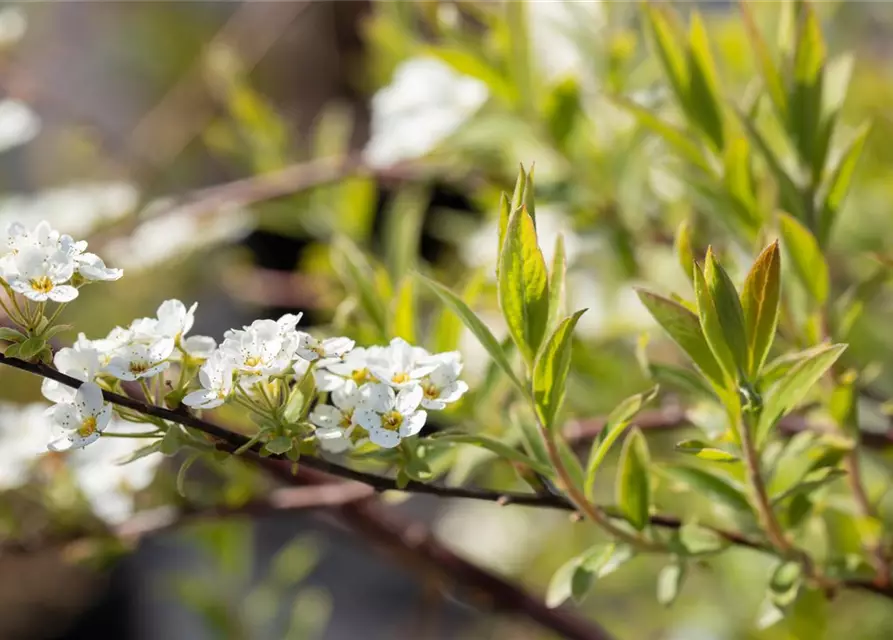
[{"x1": 1, "y1": 353, "x2": 890, "y2": 601}]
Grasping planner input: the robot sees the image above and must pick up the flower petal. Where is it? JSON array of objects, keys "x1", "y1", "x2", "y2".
[
  {"x1": 47, "y1": 285, "x2": 78, "y2": 302},
  {"x1": 354, "y1": 408, "x2": 381, "y2": 433},
  {"x1": 50, "y1": 403, "x2": 79, "y2": 430},
  {"x1": 41, "y1": 378, "x2": 76, "y2": 404},
  {"x1": 75, "y1": 381, "x2": 105, "y2": 417},
  {"x1": 309, "y1": 405, "x2": 341, "y2": 429},
  {"x1": 399, "y1": 410, "x2": 427, "y2": 438},
  {"x1": 314, "y1": 369, "x2": 345, "y2": 392},
  {"x1": 395, "y1": 385, "x2": 423, "y2": 414},
  {"x1": 360, "y1": 383, "x2": 393, "y2": 411},
  {"x1": 368, "y1": 426, "x2": 401, "y2": 449}
]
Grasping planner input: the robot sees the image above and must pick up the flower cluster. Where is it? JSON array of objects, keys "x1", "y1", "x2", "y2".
[{"x1": 0, "y1": 219, "x2": 122, "y2": 303}]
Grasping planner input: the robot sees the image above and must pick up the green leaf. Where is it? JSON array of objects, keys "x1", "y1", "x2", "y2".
[
  {"x1": 648, "y1": 363, "x2": 717, "y2": 400},
  {"x1": 532, "y1": 309, "x2": 586, "y2": 430},
  {"x1": 656, "y1": 561, "x2": 686, "y2": 606},
  {"x1": 544, "y1": 77, "x2": 582, "y2": 149},
  {"x1": 585, "y1": 387, "x2": 658, "y2": 500},
  {"x1": 390, "y1": 277, "x2": 416, "y2": 344},
  {"x1": 498, "y1": 206, "x2": 550, "y2": 365},
  {"x1": 674, "y1": 220, "x2": 695, "y2": 284},
  {"x1": 547, "y1": 543, "x2": 635, "y2": 608},
  {"x1": 612, "y1": 95, "x2": 712, "y2": 174},
  {"x1": 769, "y1": 560, "x2": 802, "y2": 607},
  {"x1": 636, "y1": 289, "x2": 726, "y2": 389},
  {"x1": 558, "y1": 436, "x2": 585, "y2": 492},
  {"x1": 771, "y1": 467, "x2": 847, "y2": 505},
  {"x1": 741, "y1": 241, "x2": 782, "y2": 378},
  {"x1": 512, "y1": 410, "x2": 551, "y2": 470},
  {"x1": 418, "y1": 274, "x2": 523, "y2": 392},
  {"x1": 741, "y1": 2, "x2": 787, "y2": 120},
  {"x1": 511, "y1": 165, "x2": 528, "y2": 219},
  {"x1": 778, "y1": 213, "x2": 829, "y2": 304},
  {"x1": 161, "y1": 424, "x2": 187, "y2": 456},
  {"x1": 660, "y1": 464, "x2": 752, "y2": 514},
  {"x1": 686, "y1": 12, "x2": 724, "y2": 150},
  {"x1": 546, "y1": 555, "x2": 581, "y2": 609},
  {"x1": 265, "y1": 436, "x2": 294, "y2": 455},
  {"x1": 693, "y1": 263, "x2": 738, "y2": 384},
  {"x1": 282, "y1": 386, "x2": 305, "y2": 425},
  {"x1": 677, "y1": 521, "x2": 726, "y2": 555},
  {"x1": 737, "y1": 111, "x2": 805, "y2": 220},
  {"x1": 177, "y1": 453, "x2": 201, "y2": 497},
  {"x1": 616, "y1": 428, "x2": 651, "y2": 531},
  {"x1": 675, "y1": 439, "x2": 739, "y2": 462},
  {"x1": 703, "y1": 248, "x2": 749, "y2": 378},
  {"x1": 723, "y1": 137, "x2": 761, "y2": 231},
  {"x1": 382, "y1": 186, "x2": 427, "y2": 281},
  {"x1": 16, "y1": 337, "x2": 46, "y2": 360},
  {"x1": 547, "y1": 234, "x2": 567, "y2": 333},
  {"x1": 524, "y1": 163, "x2": 537, "y2": 223},
  {"x1": 788, "y1": 4, "x2": 826, "y2": 166},
  {"x1": 643, "y1": 4, "x2": 690, "y2": 117},
  {"x1": 432, "y1": 433, "x2": 553, "y2": 477},
  {"x1": 0, "y1": 327, "x2": 26, "y2": 342},
  {"x1": 497, "y1": 192, "x2": 511, "y2": 263},
  {"x1": 333, "y1": 238, "x2": 389, "y2": 340},
  {"x1": 818, "y1": 123, "x2": 870, "y2": 246},
  {"x1": 757, "y1": 343, "x2": 846, "y2": 442},
  {"x1": 432, "y1": 271, "x2": 484, "y2": 353}
]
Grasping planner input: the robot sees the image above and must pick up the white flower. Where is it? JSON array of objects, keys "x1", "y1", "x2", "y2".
[
  {"x1": 315, "y1": 346, "x2": 386, "y2": 392},
  {"x1": 5, "y1": 247, "x2": 78, "y2": 301},
  {"x1": 182, "y1": 335, "x2": 217, "y2": 360},
  {"x1": 363, "y1": 57, "x2": 488, "y2": 168},
  {"x1": 419, "y1": 352, "x2": 468, "y2": 410},
  {"x1": 105, "y1": 339, "x2": 174, "y2": 380},
  {"x1": 221, "y1": 319, "x2": 289, "y2": 378},
  {"x1": 296, "y1": 333, "x2": 355, "y2": 363},
  {"x1": 0, "y1": 403, "x2": 53, "y2": 490},
  {"x1": 0, "y1": 99, "x2": 39, "y2": 154},
  {"x1": 309, "y1": 380, "x2": 366, "y2": 453},
  {"x1": 354, "y1": 383, "x2": 427, "y2": 449},
  {"x1": 367, "y1": 337, "x2": 437, "y2": 389},
  {"x1": 183, "y1": 352, "x2": 234, "y2": 409},
  {"x1": 78, "y1": 327, "x2": 131, "y2": 368},
  {"x1": 155, "y1": 299, "x2": 197, "y2": 341},
  {"x1": 75, "y1": 252, "x2": 123, "y2": 281},
  {"x1": 41, "y1": 344, "x2": 102, "y2": 404},
  {"x1": 47, "y1": 382, "x2": 112, "y2": 451}
]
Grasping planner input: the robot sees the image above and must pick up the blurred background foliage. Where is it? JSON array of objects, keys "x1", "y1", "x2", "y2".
[{"x1": 0, "y1": 1, "x2": 892, "y2": 638}]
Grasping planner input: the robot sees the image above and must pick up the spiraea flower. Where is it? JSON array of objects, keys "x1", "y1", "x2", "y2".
[
  {"x1": 419, "y1": 352, "x2": 469, "y2": 410},
  {"x1": 314, "y1": 346, "x2": 386, "y2": 392},
  {"x1": 367, "y1": 337, "x2": 438, "y2": 389},
  {"x1": 105, "y1": 339, "x2": 174, "y2": 381},
  {"x1": 308, "y1": 379, "x2": 366, "y2": 453},
  {"x1": 183, "y1": 351, "x2": 234, "y2": 409},
  {"x1": 296, "y1": 333, "x2": 355, "y2": 363},
  {"x1": 221, "y1": 318, "x2": 291, "y2": 379},
  {"x1": 354, "y1": 383, "x2": 427, "y2": 449},
  {"x1": 47, "y1": 381, "x2": 112, "y2": 451}
]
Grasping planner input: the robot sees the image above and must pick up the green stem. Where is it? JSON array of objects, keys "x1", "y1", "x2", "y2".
[
  {"x1": 740, "y1": 412, "x2": 791, "y2": 552},
  {"x1": 43, "y1": 302, "x2": 67, "y2": 331}
]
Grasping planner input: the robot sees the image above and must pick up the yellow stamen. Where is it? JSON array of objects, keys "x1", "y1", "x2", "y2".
[
  {"x1": 380, "y1": 411, "x2": 403, "y2": 432},
  {"x1": 339, "y1": 409, "x2": 354, "y2": 430},
  {"x1": 129, "y1": 362, "x2": 150, "y2": 375},
  {"x1": 244, "y1": 356, "x2": 261, "y2": 367},
  {"x1": 78, "y1": 416, "x2": 97, "y2": 438},
  {"x1": 391, "y1": 372, "x2": 410, "y2": 384},
  {"x1": 29, "y1": 276, "x2": 54, "y2": 294},
  {"x1": 422, "y1": 382, "x2": 440, "y2": 400},
  {"x1": 351, "y1": 368, "x2": 372, "y2": 384}
]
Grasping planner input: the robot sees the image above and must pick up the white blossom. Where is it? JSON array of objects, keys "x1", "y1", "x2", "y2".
[
  {"x1": 182, "y1": 335, "x2": 217, "y2": 360},
  {"x1": 155, "y1": 299, "x2": 197, "y2": 341},
  {"x1": 183, "y1": 351, "x2": 234, "y2": 409},
  {"x1": 354, "y1": 383, "x2": 427, "y2": 449},
  {"x1": 5, "y1": 247, "x2": 78, "y2": 302},
  {"x1": 105, "y1": 339, "x2": 174, "y2": 381},
  {"x1": 314, "y1": 346, "x2": 386, "y2": 392},
  {"x1": 309, "y1": 380, "x2": 365, "y2": 453},
  {"x1": 367, "y1": 337, "x2": 437, "y2": 389},
  {"x1": 41, "y1": 343, "x2": 102, "y2": 404},
  {"x1": 0, "y1": 99, "x2": 39, "y2": 154},
  {"x1": 221, "y1": 318, "x2": 292, "y2": 379},
  {"x1": 419, "y1": 352, "x2": 468, "y2": 410},
  {"x1": 296, "y1": 332, "x2": 355, "y2": 363},
  {"x1": 75, "y1": 252, "x2": 123, "y2": 281},
  {"x1": 0, "y1": 403, "x2": 52, "y2": 490},
  {"x1": 47, "y1": 381, "x2": 112, "y2": 451}
]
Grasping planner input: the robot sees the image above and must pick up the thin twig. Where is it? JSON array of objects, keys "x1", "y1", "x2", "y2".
[{"x1": 0, "y1": 353, "x2": 890, "y2": 600}]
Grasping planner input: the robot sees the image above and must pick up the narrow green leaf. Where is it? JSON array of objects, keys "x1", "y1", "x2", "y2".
[
  {"x1": 418, "y1": 274, "x2": 523, "y2": 392},
  {"x1": 524, "y1": 163, "x2": 536, "y2": 223},
  {"x1": 675, "y1": 439, "x2": 739, "y2": 462},
  {"x1": 512, "y1": 410, "x2": 551, "y2": 470},
  {"x1": 741, "y1": 241, "x2": 782, "y2": 378},
  {"x1": 177, "y1": 453, "x2": 201, "y2": 497},
  {"x1": 757, "y1": 343, "x2": 846, "y2": 442},
  {"x1": 532, "y1": 310, "x2": 586, "y2": 430},
  {"x1": 547, "y1": 234, "x2": 567, "y2": 333},
  {"x1": 818, "y1": 123, "x2": 870, "y2": 246},
  {"x1": 558, "y1": 436, "x2": 585, "y2": 492},
  {"x1": 693, "y1": 263, "x2": 737, "y2": 384},
  {"x1": 660, "y1": 464, "x2": 752, "y2": 514},
  {"x1": 544, "y1": 77, "x2": 582, "y2": 149},
  {"x1": 382, "y1": 186, "x2": 427, "y2": 281},
  {"x1": 511, "y1": 165, "x2": 527, "y2": 217},
  {"x1": 740, "y1": 1, "x2": 787, "y2": 120},
  {"x1": 433, "y1": 271, "x2": 484, "y2": 353},
  {"x1": 612, "y1": 95, "x2": 712, "y2": 174},
  {"x1": 636, "y1": 289, "x2": 726, "y2": 389},
  {"x1": 778, "y1": 213, "x2": 829, "y2": 304},
  {"x1": 771, "y1": 467, "x2": 847, "y2": 505},
  {"x1": 584, "y1": 387, "x2": 658, "y2": 500},
  {"x1": 723, "y1": 137, "x2": 761, "y2": 231},
  {"x1": 678, "y1": 521, "x2": 726, "y2": 555},
  {"x1": 568, "y1": 543, "x2": 634, "y2": 605},
  {"x1": 497, "y1": 192, "x2": 511, "y2": 262},
  {"x1": 674, "y1": 220, "x2": 695, "y2": 284},
  {"x1": 333, "y1": 238, "x2": 389, "y2": 340},
  {"x1": 737, "y1": 111, "x2": 805, "y2": 220},
  {"x1": 656, "y1": 562, "x2": 686, "y2": 607},
  {"x1": 616, "y1": 428, "x2": 651, "y2": 531},
  {"x1": 390, "y1": 277, "x2": 416, "y2": 344},
  {"x1": 788, "y1": 4, "x2": 826, "y2": 165},
  {"x1": 546, "y1": 556, "x2": 581, "y2": 609},
  {"x1": 432, "y1": 433, "x2": 553, "y2": 477},
  {"x1": 643, "y1": 4, "x2": 690, "y2": 116},
  {"x1": 498, "y1": 206, "x2": 550, "y2": 365},
  {"x1": 648, "y1": 363, "x2": 717, "y2": 400},
  {"x1": 686, "y1": 12, "x2": 724, "y2": 150},
  {"x1": 769, "y1": 560, "x2": 803, "y2": 607},
  {"x1": 704, "y1": 248, "x2": 749, "y2": 378}
]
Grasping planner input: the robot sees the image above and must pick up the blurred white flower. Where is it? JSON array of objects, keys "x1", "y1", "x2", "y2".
[
  {"x1": 527, "y1": 0, "x2": 605, "y2": 82},
  {"x1": 47, "y1": 381, "x2": 112, "y2": 451},
  {"x1": 0, "y1": 99, "x2": 39, "y2": 154},
  {"x1": 354, "y1": 383, "x2": 427, "y2": 449},
  {"x1": 363, "y1": 57, "x2": 488, "y2": 168},
  {"x1": 75, "y1": 252, "x2": 123, "y2": 281},
  {"x1": 419, "y1": 352, "x2": 468, "y2": 410},
  {"x1": 0, "y1": 7, "x2": 26, "y2": 47},
  {"x1": 0, "y1": 403, "x2": 51, "y2": 490}
]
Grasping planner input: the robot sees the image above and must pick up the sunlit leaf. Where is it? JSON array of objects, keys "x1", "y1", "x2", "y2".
[
  {"x1": 616, "y1": 428, "x2": 651, "y2": 531},
  {"x1": 778, "y1": 213, "x2": 829, "y2": 304},
  {"x1": 675, "y1": 439, "x2": 739, "y2": 462},
  {"x1": 818, "y1": 123, "x2": 870, "y2": 246},
  {"x1": 741, "y1": 241, "x2": 781, "y2": 378},
  {"x1": 660, "y1": 464, "x2": 752, "y2": 514},
  {"x1": 533, "y1": 310, "x2": 587, "y2": 430}
]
